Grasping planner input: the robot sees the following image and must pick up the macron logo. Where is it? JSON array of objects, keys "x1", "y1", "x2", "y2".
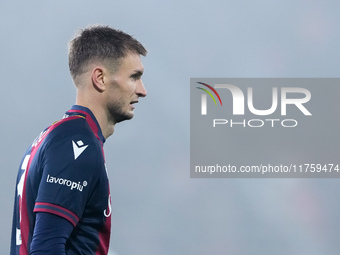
[{"x1": 72, "y1": 140, "x2": 88, "y2": 160}]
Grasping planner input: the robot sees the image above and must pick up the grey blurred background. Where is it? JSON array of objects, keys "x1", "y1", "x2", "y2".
[{"x1": 1, "y1": 0, "x2": 339, "y2": 254}]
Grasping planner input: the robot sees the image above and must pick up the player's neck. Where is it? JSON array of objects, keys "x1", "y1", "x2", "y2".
[
  {"x1": 100, "y1": 120, "x2": 115, "y2": 139},
  {"x1": 75, "y1": 99, "x2": 115, "y2": 139}
]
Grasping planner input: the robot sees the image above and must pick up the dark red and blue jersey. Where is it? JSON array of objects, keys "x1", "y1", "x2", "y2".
[{"x1": 11, "y1": 105, "x2": 111, "y2": 255}]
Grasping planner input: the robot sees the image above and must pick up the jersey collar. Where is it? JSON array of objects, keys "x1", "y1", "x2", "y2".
[{"x1": 66, "y1": 105, "x2": 106, "y2": 143}]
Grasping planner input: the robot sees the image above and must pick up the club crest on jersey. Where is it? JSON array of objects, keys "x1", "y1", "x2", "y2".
[{"x1": 72, "y1": 140, "x2": 89, "y2": 160}]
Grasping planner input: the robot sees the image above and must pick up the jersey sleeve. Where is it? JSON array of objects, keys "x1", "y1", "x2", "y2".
[
  {"x1": 33, "y1": 134, "x2": 104, "y2": 226},
  {"x1": 30, "y1": 212, "x2": 73, "y2": 254}
]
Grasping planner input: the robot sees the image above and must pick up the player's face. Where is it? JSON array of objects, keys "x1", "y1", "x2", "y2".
[{"x1": 106, "y1": 53, "x2": 147, "y2": 124}]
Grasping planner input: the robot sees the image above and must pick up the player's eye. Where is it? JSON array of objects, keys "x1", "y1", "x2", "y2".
[
  {"x1": 131, "y1": 75, "x2": 138, "y2": 81},
  {"x1": 130, "y1": 71, "x2": 143, "y2": 81}
]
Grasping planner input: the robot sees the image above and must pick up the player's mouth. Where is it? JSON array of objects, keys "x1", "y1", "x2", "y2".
[{"x1": 130, "y1": 101, "x2": 138, "y2": 109}]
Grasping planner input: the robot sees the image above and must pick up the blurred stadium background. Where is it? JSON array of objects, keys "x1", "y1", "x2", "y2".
[{"x1": 1, "y1": 1, "x2": 340, "y2": 254}]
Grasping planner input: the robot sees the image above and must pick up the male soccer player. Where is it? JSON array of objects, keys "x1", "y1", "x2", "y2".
[{"x1": 10, "y1": 25, "x2": 147, "y2": 255}]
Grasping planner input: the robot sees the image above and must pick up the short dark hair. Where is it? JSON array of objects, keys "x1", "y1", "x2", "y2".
[{"x1": 68, "y1": 25, "x2": 147, "y2": 79}]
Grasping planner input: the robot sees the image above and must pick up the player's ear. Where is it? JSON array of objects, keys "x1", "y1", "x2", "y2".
[{"x1": 91, "y1": 66, "x2": 106, "y2": 92}]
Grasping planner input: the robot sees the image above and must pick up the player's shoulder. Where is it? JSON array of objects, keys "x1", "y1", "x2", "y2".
[
  {"x1": 50, "y1": 114, "x2": 93, "y2": 139},
  {"x1": 41, "y1": 115, "x2": 98, "y2": 146},
  {"x1": 41, "y1": 115, "x2": 103, "y2": 162}
]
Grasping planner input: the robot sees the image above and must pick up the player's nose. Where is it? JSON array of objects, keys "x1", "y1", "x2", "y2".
[{"x1": 137, "y1": 80, "x2": 147, "y2": 98}]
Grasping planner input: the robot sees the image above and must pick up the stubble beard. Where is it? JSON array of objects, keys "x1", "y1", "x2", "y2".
[{"x1": 107, "y1": 101, "x2": 134, "y2": 124}]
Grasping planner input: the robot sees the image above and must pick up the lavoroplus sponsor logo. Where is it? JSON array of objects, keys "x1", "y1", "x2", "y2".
[{"x1": 46, "y1": 174, "x2": 87, "y2": 192}]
